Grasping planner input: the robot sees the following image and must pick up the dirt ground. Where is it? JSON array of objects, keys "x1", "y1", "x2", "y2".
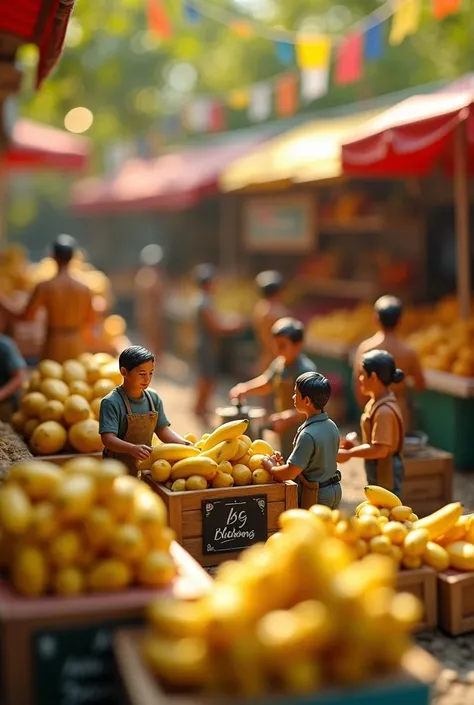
[{"x1": 156, "y1": 355, "x2": 474, "y2": 705}]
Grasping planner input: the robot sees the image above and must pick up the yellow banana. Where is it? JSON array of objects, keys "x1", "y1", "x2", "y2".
[
  {"x1": 137, "y1": 444, "x2": 200, "y2": 470},
  {"x1": 363, "y1": 486, "x2": 402, "y2": 510},
  {"x1": 423, "y1": 542, "x2": 450, "y2": 572},
  {"x1": 200, "y1": 439, "x2": 240, "y2": 464},
  {"x1": 170, "y1": 456, "x2": 218, "y2": 482},
  {"x1": 201, "y1": 419, "x2": 249, "y2": 451},
  {"x1": 413, "y1": 502, "x2": 463, "y2": 541},
  {"x1": 446, "y1": 541, "x2": 474, "y2": 571}
]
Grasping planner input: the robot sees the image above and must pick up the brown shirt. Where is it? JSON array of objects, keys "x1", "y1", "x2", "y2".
[{"x1": 361, "y1": 393, "x2": 404, "y2": 454}]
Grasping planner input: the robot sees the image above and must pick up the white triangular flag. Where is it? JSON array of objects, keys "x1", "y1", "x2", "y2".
[
  {"x1": 301, "y1": 68, "x2": 329, "y2": 102},
  {"x1": 187, "y1": 98, "x2": 211, "y2": 132},
  {"x1": 248, "y1": 83, "x2": 272, "y2": 122}
]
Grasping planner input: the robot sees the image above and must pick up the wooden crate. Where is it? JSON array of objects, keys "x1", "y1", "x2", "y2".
[
  {"x1": 438, "y1": 569, "x2": 474, "y2": 636},
  {"x1": 402, "y1": 446, "x2": 453, "y2": 517},
  {"x1": 143, "y1": 476, "x2": 298, "y2": 567},
  {"x1": 396, "y1": 567, "x2": 438, "y2": 631},
  {"x1": 35, "y1": 451, "x2": 103, "y2": 467},
  {"x1": 0, "y1": 543, "x2": 212, "y2": 705},
  {"x1": 115, "y1": 628, "x2": 439, "y2": 705}
]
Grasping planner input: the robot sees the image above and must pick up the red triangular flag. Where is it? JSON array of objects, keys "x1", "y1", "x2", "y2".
[
  {"x1": 209, "y1": 102, "x2": 225, "y2": 132},
  {"x1": 433, "y1": 0, "x2": 461, "y2": 19},
  {"x1": 276, "y1": 74, "x2": 298, "y2": 116},
  {"x1": 147, "y1": 0, "x2": 172, "y2": 38},
  {"x1": 335, "y1": 32, "x2": 363, "y2": 85}
]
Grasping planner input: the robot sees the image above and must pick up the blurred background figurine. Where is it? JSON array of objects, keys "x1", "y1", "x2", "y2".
[
  {"x1": 0, "y1": 333, "x2": 27, "y2": 422},
  {"x1": 193, "y1": 263, "x2": 243, "y2": 421},
  {"x1": 352, "y1": 295, "x2": 425, "y2": 433},
  {"x1": 0, "y1": 235, "x2": 95, "y2": 363},
  {"x1": 253, "y1": 270, "x2": 290, "y2": 374},
  {"x1": 134, "y1": 244, "x2": 165, "y2": 361}
]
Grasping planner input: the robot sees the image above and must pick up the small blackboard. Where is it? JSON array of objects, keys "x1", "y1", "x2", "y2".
[
  {"x1": 33, "y1": 618, "x2": 140, "y2": 705},
  {"x1": 202, "y1": 494, "x2": 267, "y2": 555}
]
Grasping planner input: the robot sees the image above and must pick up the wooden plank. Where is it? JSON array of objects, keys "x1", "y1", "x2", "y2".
[
  {"x1": 396, "y1": 567, "x2": 437, "y2": 631},
  {"x1": 182, "y1": 500, "x2": 285, "y2": 539},
  {"x1": 181, "y1": 482, "x2": 287, "y2": 511},
  {"x1": 35, "y1": 452, "x2": 103, "y2": 467},
  {"x1": 438, "y1": 570, "x2": 474, "y2": 636}
]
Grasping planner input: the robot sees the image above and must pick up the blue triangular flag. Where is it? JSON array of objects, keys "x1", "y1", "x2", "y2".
[
  {"x1": 275, "y1": 41, "x2": 294, "y2": 66},
  {"x1": 364, "y1": 21, "x2": 384, "y2": 61},
  {"x1": 183, "y1": 1, "x2": 200, "y2": 23}
]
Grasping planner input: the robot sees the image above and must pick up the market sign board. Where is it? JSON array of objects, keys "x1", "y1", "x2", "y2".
[{"x1": 243, "y1": 195, "x2": 315, "y2": 252}]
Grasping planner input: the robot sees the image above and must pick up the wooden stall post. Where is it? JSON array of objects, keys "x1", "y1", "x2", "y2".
[
  {"x1": 454, "y1": 120, "x2": 471, "y2": 320},
  {"x1": 218, "y1": 193, "x2": 238, "y2": 275}
]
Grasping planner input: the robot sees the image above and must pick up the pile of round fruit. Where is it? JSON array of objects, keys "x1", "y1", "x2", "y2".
[
  {"x1": 11, "y1": 353, "x2": 121, "y2": 456},
  {"x1": 143, "y1": 507, "x2": 422, "y2": 696},
  {"x1": 140, "y1": 420, "x2": 277, "y2": 492},
  {"x1": 0, "y1": 457, "x2": 177, "y2": 597},
  {"x1": 345, "y1": 486, "x2": 473, "y2": 572}
]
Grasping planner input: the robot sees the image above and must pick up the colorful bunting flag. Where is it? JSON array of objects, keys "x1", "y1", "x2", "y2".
[
  {"x1": 227, "y1": 88, "x2": 250, "y2": 110},
  {"x1": 276, "y1": 74, "x2": 297, "y2": 116},
  {"x1": 295, "y1": 35, "x2": 332, "y2": 70},
  {"x1": 248, "y1": 83, "x2": 272, "y2": 122},
  {"x1": 229, "y1": 19, "x2": 255, "y2": 38},
  {"x1": 433, "y1": 0, "x2": 461, "y2": 19},
  {"x1": 335, "y1": 33, "x2": 363, "y2": 85},
  {"x1": 185, "y1": 99, "x2": 211, "y2": 132},
  {"x1": 209, "y1": 102, "x2": 225, "y2": 132},
  {"x1": 275, "y1": 41, "x2": 294, "y2": 66},
  {"x1": 300, "y1": 68, "x2": 329, "y2": 102},
  {"x1": 183, "y1": 1, "x2": 201, "y2": 23},
  {"x1": 389, "y1": 0, "x2": 421, "y2": 46},
  {"x1": 364, "y1": 21, "x2": 385, "y2": 61},
  {"x1": 147, "y1": 0, "x2": 172, "y2": 39}
]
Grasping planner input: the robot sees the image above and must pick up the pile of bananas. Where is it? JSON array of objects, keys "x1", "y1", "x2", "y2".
[
  {"x1": 143, "y1": 508, "x2": 421, "y2": 696},
  {"x1": 139, "y1": 420, "x2": 277, "y2": 492},
  {"x1": 0, "y1": 457, "x2": 176, "y2": 597},
  {"x1": 346, "y1": 486, "x2": 473, "y2": 572}
]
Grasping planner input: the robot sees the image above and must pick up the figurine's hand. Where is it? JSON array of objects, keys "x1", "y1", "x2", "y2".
[
  {"x1": 229, "y1": 384, "x2": 246, "y2": 401},
  {"x1": 131, "y1": 444, "x2": 152, "y2": 460},
  {"x1": 262, "y1": 455, "x2": 277, "y2": 471},
  {"x1": 337, "y1": 449, "x2": 351, "y2": 464},
  {"x1": 269, "y1": 413, "x2": 288, "y2": 434}
]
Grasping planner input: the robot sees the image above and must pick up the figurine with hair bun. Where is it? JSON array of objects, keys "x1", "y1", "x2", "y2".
[{"x1": 338, "y1": 349, "x2": 405, "y2": 497}]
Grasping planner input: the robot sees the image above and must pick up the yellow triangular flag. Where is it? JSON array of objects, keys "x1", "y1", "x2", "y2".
[
  {"x1": 296, "y1": 35, "x2": 332, "y2": 70},
  {"x1": 227, "y1": 88, "x2": 250, "y2": 110},
  {"x1": 389, "y1": 0, "x2": 422, "y2": 46}
]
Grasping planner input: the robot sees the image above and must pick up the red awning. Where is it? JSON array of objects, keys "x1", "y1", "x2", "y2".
[
  {"x1": 4, "y1": 118, "x2": 90, "y2": 171},
  {"x1": 341, "y1": 83, "x2": 474, "y2": 176},
  {"x1": 70, "y1": 133, "x2": 273, "y2": 214}
]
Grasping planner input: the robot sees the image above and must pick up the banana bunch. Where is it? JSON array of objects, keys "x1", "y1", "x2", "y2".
[
  {"x1": 143, "y1": 508, "x2": 421, "y2": 696},
  {"x1": 143, "y1": 420, "x2": 277, "y2": 492}
]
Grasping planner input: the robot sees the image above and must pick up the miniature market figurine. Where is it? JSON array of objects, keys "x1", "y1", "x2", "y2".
[
  {"x1": 339, "y1": 349, "x2": 405, "y2": 497},
  {"x1": 193, "y1": 263, "x2": 244, "y2": 421},
  {"x1": 352, "y1": 295, "x2": 424, "y2": 433},
  {"x1": 262, "y1": 372, "x2": 341, "y2": 510},
  {"x1": 252, "y1": 270, "x2": 290, "y2": 374},
  {"x1": 230, "y1": 317, "x2": 316, "y2": 459},
  {"x1": 0, "y1": 235, "x2": 95, "y2": 363},
  {"x1": 99, "y1": 345, "x2": 190, "y2": 475},
  {"x1": 134, "y1": 244, "x2": 165, "y2": 362},
  {"x1": 0, "y1": 333, "x2": 27, "y2": 422}
]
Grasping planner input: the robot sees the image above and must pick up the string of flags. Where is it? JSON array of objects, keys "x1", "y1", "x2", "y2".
[{"x1": 146, "y1": 0, "x2": 463, "y2": 134}]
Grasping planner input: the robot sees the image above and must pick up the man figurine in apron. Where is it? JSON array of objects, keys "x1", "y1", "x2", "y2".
[
  {"x1": 230, "y1": 318, "x2": 316, "y2": 459},
  {"x1": 338, "y1": 349, "x2": 405, "y2": 498},
  {"x1": 262, "y1": 372, "x2": 341, "y2": 509},
  {"x1": 252, "y1": 271, "x2": 289, "y2": 374},
  {"x1": 99, "y1": 345, "x2": 191, "y2": 476}
]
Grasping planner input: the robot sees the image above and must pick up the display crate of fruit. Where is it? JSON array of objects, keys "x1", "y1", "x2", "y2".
[
  {"x1": 402, "y1": 445, "x2": 453, "y2": 518},
  {"x1": 438, "y1": 569, "x2": 474, "y2": 636}
]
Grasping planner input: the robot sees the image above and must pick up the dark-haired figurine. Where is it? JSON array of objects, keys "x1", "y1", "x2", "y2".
[
  {"x1": 352, "y1": 295, "x2": 424, "y2": 432},
  {"x1": 99, "y1": 345, "x2": 190, "y2": 475},
  {"x1": 262, "y1": 372, "x2": 341, "y2": 509},
  {"x1": 253, "y1": 271, "x2": 289, "y2": 374},
  {"x1": 0, "y1": 235, "x2": 95, "y2": 363},
  {"x1": 230, "y1": 317, "x2": 316, "y2": 459},
  {"x1": 339, "y1": 349, "x2": 405, "y2": 497}
]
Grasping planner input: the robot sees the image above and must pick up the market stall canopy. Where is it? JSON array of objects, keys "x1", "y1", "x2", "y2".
[
  {"x1": 341, "y1": 85, "x2": 474, "y2": 176},
  {"x1": 4, "y1": 118, "x2": 90, "y2": 171},
  {"x1": 70, "y1": 130, "x2": 278, "y2": 214},
  {"x1": 219, "y1": 110, "x2": 383, "y2": 193}
]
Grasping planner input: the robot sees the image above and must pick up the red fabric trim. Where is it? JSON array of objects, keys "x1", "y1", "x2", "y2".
[{"x1": 0, "y1": 0, "x2": 42, "y2": 40}]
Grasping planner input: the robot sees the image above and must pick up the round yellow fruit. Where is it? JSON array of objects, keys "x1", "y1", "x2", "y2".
[
  {"x1": 401, "y1": 554, "x2": 422, "y2": 570},
  {"x1": 40, "y1": 378, "x2": 70, "y2": 403},
  {"x1": 138, "y1": 550, "x2": 177, "y2": 588},
  {"x1": 11, "y1": 410, "x2": 26, "y2": 433},
  {"x1": 238, "y1": 435, "x2": 252, "y2": 448},
  {"x1": 218, "y1": 461, "x2": 233, "y2": 475},
  {"x1": 185, "y1": 475, "x2": 208, "y2": 491},
  {"x1": 251, "y1": 439, "x2": 274, "y2": 455},
  {"x1": 11, "y1": 545, "x2": 47, "y2": 596},
  {"x1": 69, "y1": 419, "x2": 103, "y2": 453},
  {"x1": 151, "y1": 459, "x2": 172, "y2": 483},
  {"x1": 382, "y1": 521, "x2": 408, "y2": 546},
  {"x1": 9, "y1": 460, "x2": 62, "y2": 501},
  {"x1": 355, "y1": 539, "x2": 369, "y2": 558},
  {"x1": 184, "y1": 432, "x2": 197, "y2": 444},
  {"x1": 27, "y1": 370, "x2": 42, "y2": 392},
  {"x1": 212, "y1": 471, "x2": 234, "y2": 488},
  {"x1": 309, "y1": 505, "x2": 333, "y2": 522},
  {"x1": 111, "y1": 524, "x2": 147, "y2": 563},
  {"x1": 49, "y1": 530, "x2": 82, "y2": 568},
  {"x1": 369, "y1": 535, "x2": 392, "y2": 555},
  {"x1": 86, "y1": 364, "x2": 102, "y2": 385},
  {"x1": 90, "y1": 398, "x2": 102, "y2": 420},
  {"x1": 88, "y1": 559, "x2": 132, "y2": 592},
  {"x1": 171, "y1": 479, "x2": 186, "y2": 492},
  {"x1": 357, "y1": 515, "x2": 381, "y2": 540},
  {"x1": 30, "y1": 421, "x2": 67, "y2": 455},
  {"x1": 403, "y1": 528, "x2": 429, "y2": 558},
  {"x1": 92, "y1": 378, "x2": 116, "y2": 398},
  {"x1": 99, "y1": 362, "x2": 122, "y2": 386},
  {"x1": 377, "y1": 516, "x2": 389, "y2": 528},
  {"x1": 359, "y1": 505, "x2": 380, "y2": 518},
  {"x1": 38, "y1": 359, "x2": 63, "y2": 380},
  {"x1": 53, "y1": 567, "x2": 86, "y2": 596},
  {"x1": 29, "y1": 501, "x2": 60, "y2": 541},
  {"x1": 84, "y1": 506, "x2": 116, "y2": 550},
  {"x1": 78, "y1": 352, "x2": 94, "y2": 366},
  {"x1": 252, "y1": 469, "x2": 272, "y2": 485},
  {"x1": 21, "y1": 392, "x2": 47, "y2": 419},
  {"x1": 62, "y1": 456, "x2": 102, "y2": 475},
  {"x1": 69, "y1": 380, "x2": 93, "y2": 401},
  {"x1": 94, "y1": 352, "x2": 115, "y2": 366},
  {"x1": 63, "y1": 395, "x2": 91, "y2": 426},
  {"x1": 24, "y1": 418, "x2": 40, "y2": 438},
  {"x1": 62, "y1": 359, "x2": 87, "y2": 384},
  {"x1": 39, "y1": 399, "x2": 64, "y2": 423},
  {"x1": 248, "y1": 454, "x2": 266, "y2": 472},
  {"x1": 232, "y1": 464, "x2": 252, "y2": 486},
  {"x1": 423, "y1": 542, "x2": 450, "y2": 572},
  {"x1": 390, "y1": 506, "x2": 413, "y2": 522}
]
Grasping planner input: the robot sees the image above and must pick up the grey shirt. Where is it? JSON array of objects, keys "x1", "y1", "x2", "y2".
[{"x1": 288, "y1": 412, "x2": 340, "y2": 484}]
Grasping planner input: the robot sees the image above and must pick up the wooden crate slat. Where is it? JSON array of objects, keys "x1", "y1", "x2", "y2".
[{"x1": 182, "y1": 500, "x2": 285, "y2": 539}]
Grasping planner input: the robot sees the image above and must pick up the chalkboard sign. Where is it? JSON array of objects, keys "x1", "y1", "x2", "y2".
[
  {"x1": 202, "y1": 494, "x2": 267, "y2": 555},
  {"x1": 243, "y1": 195, "x2": 315, "y2": 253},
  {"x1": 33, "y1": 618, "x2": 140, "y2": 705}
]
